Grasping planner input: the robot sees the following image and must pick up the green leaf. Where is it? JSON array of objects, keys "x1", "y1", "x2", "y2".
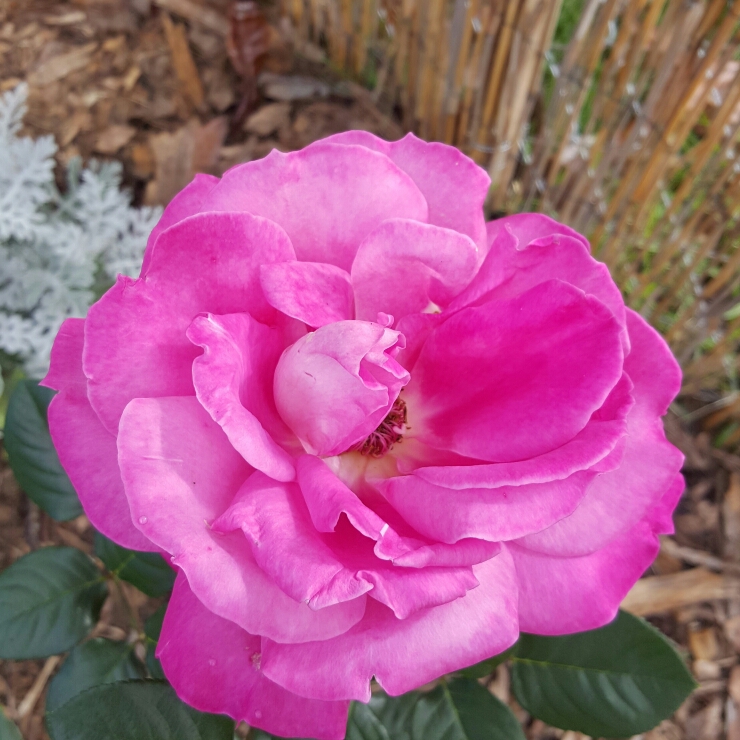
[
  {"x1": 94, "y1": 533, "x2": 175, "y2": 597},
  {"x1": 366, "y1": 680, "x2": 524, "y2": 740},
  {"x1": 46, "y1": 638, "x2": 145, "y2": 713},
  {"x1": 510, "y1": 610, "x2": 697, "y2": 736},
  {"x1": 0, "y1": 708, "x2": 22, "y2": 740},
  {"x1": 460, "y1": 643, "x2": 518, "y2": 679},
  {"x1": 3, "y1": 380, "x2": 82, "y2": 520},
  {"x1": 46, "y1": 681, "x2": 234, "y2": 740},
  {"x1": 144, "y1": 605, "x2": 167, "y2": 680},
  {"x1": 345, "y1": 703, "x2": 391, "y2": 740},
  {"x1": 0, "y1": 547, "x2": 107, "y2": 659}
]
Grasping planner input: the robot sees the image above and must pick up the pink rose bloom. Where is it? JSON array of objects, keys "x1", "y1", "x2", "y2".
[{"x1": 43, "y1": 132, "x2": 684, "y2": 739}]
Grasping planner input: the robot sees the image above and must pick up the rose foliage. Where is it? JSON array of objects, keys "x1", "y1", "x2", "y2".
[{"x1": 43, "y1": 132, "x2": 684, "y2": 739}]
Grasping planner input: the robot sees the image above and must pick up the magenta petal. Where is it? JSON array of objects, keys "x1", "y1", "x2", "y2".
[
  {"x1": 41, "y1": 319, "x2": 153, "y2": 550},
  {"x1": 214, "y1": 470, "x2": 478, "y2": 618},
  {"x1": 516, "y1": 311, "x2": 683, "y2": 556},
  {"x1": 351, "y1": 219, "x2": 478, "y2": 323},
  {"x1": 413, "y1": 374, "x2": 632, "y2": 490},
  {"x1": 508, "y1": 518, "x2": 660, "y2": 635},
  {"x1": 381, "y1": 469, "x2": 597, "y2": 544},
  {"x1": 623, "y1": 308, "x2": 682, "y2": 416},
  {"x1": 260, "y1": 261, "x2": 354, "y2": 327},
  {"x1": 141, "y1": 174, "x2": 219, "y2": 275},
  {"x1": 322, "y1": 132, "x2": 489, "y2": 250},
  {"x1": 159, "y1": 573, "x2": 349, "y2": 740},
  {"x1": 201, "y1": 144, "x2": 428, "y2": 270},
  {"x1": 298, "y1": 455, "x2": 500, "y2": 569},
  {"x1": 297, "y1": 455, "x2": 500, "y2": 569},
  {"x1": 188, "y1": 313, "x2": 296, "y2": 482},
  {"x1": 297, "y1": 455, "x2": 386, "y2": 536},
  {"x1": 487, "y1": 213, "x2": 590, "y2": 252},
  {"x1": 274, "y1": 321, "x2": 409, "y2": 456},
  {"x1": 261, "y1": 550, "x2": 519, "y2": 702},
  {"x1": 645, "y1": 473, "x2": 685, "y2": 535},
  {"x1": 84, "y1": 211, "x2": 296, "y2": 434},
  {"x1": 516, "y1": 418, "x2": 682, "y2": 556},
  {"x1": 407, "y1": 280, "x2": 624, "y2": 461},
  {"x1": 118, "y1": 396, "x2": 365, "y2": 643},
  {"x1": 213, "y1": 472, "x2": 373, "y2": 608},
  {"x1": 453, "y1": 221, "x2": 626, "y2": 345}
]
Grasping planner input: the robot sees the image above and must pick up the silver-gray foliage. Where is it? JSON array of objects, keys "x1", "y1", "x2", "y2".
[{"x1": 0, "y1": 84, "x2": 161, "y2": 377}]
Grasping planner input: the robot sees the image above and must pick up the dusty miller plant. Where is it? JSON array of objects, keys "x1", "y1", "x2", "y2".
[{"x1": 0, "y1": 84, "x2": 161, "y2": 378}]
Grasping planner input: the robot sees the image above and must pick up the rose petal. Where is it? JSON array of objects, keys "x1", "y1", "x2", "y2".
[
  {"x1": 452, "y1": 220, "x2": 626, "y2": 348},
  {"x1": 297, "y1": 455, "x2": 501, "y2": 568},
  {"x1": 141, "y1": 173, "x2": 219, "y2": 275},
  {"x1": 623, "y1": 308, "x2": 683, "y2": 416},
  {"x1": 41, "y1": 319, "x2": 153, "y2": 550},
  {"x1": 213, "y1": 471, "x2": 374, "y2": 608},
  {"x1": 274, "y1": 321, "x2": 409, "y2": 456},
  {"x1": 159, "y1": 573, "x2": 349, "y2": 740},
  {"x1": 84, "y1": 211, "x2": 296, "y2": 434},
  {"x1": 411, "y1": 373, "x2": 633, "y2": 490},
  {"x1": 322, "y1": 132, "x2": 488, "y2": 251},
  {"x1": 201, "y1": 143, "x2": 429, "y2": 270},
  {"x1": 187, "y1": 312, "x2": 297, "y2": 482},
  {"x1": 508, "y1": 517, "x2": 660, "y2": 635},
  {"x1": 516, "y1": 312, "x2": 684, "y2": 556},
  {"x1": 487, "y1": 213, "x2": 590, "y2": 252},
  {"x1": 645, "y1": 473, "x2": 685, "y2": 535},
  {"x1": 380, "y1": 469, "x2": 599, "y2": 544},
  {"x1": 406, "y1": 280, "x2": 624, "y2": 462},
  {"x1": 351, "y1": 219, "x2": 478, "y2": 323},
  {"x1": 261, "y1": 261, "x2": 354, "y2": 327},
  {"x1": 261, "y1": 549, "x2": 519, "y2": 702},
  {"x1": 118, "y1": 396, "x2": 365, "y2": 643},
  {"x1": 214, "y1": 471, "x2": 479, "y2": 619}
]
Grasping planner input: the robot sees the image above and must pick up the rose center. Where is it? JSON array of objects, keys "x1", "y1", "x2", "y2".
[{"x1": 350, "y1": 397, "x2": 407, "y2": 458}]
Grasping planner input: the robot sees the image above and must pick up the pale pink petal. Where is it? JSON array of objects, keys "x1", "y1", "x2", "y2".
[
  {"x1": 118, "y1": 396, "x2": 365, "y2": 643},
  {"x1": 516, "y1": 312, "x2": 684, "y2": 556},
  {"x1": 187, "y1": 313, "x2": 297, "y2": 482},
  {"x1": 351, "y1": 219, "x2": 478, "y2": 323},
  {"x1": 159, "y1": 573, "x2": 349, "y2": 740},
  {"x1": 141, "y1": 174, "x2": 219, "y2": 275},
  {"x1": 201, "y1": 144, "x2": 428, "y2": 270},
  {"x1": 41, "y1": 320, "x2": 153, "y2": 551},
  {"x1": 508, "y1": 518, "x2": 660, "y2": 635},
  {"x1": 380, "y1": 469, "x2": 598, "y2": 544},
  {"x1": 411, "y1": 374, "x2": 633, "y2": 489},
  {"x1": 405, "y1": 280, "x2": 624, "y2": 462},
  {"x1": 84, "y1": 212, "x2": 296, "y2": 434},
  {"x1": 274, "y1": 321, "x2": 409, "y2": 456},
  {"x1": 260, "y1": 261, "x2": 354, "y2": 327},
  {"x1": 214, "y1": 471, "x2": 478, "y2": 619},
  {"x1": 322, "y1": 132, "x2": 488, "y2": 250},
  {"x1": 261, "y1": 549, "x2": 519, "y2": 702}
]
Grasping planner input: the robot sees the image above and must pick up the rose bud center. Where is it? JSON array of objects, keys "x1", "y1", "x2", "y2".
[{"x1": 273, "y1": 320, "x2": 410, "y2": 458}]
